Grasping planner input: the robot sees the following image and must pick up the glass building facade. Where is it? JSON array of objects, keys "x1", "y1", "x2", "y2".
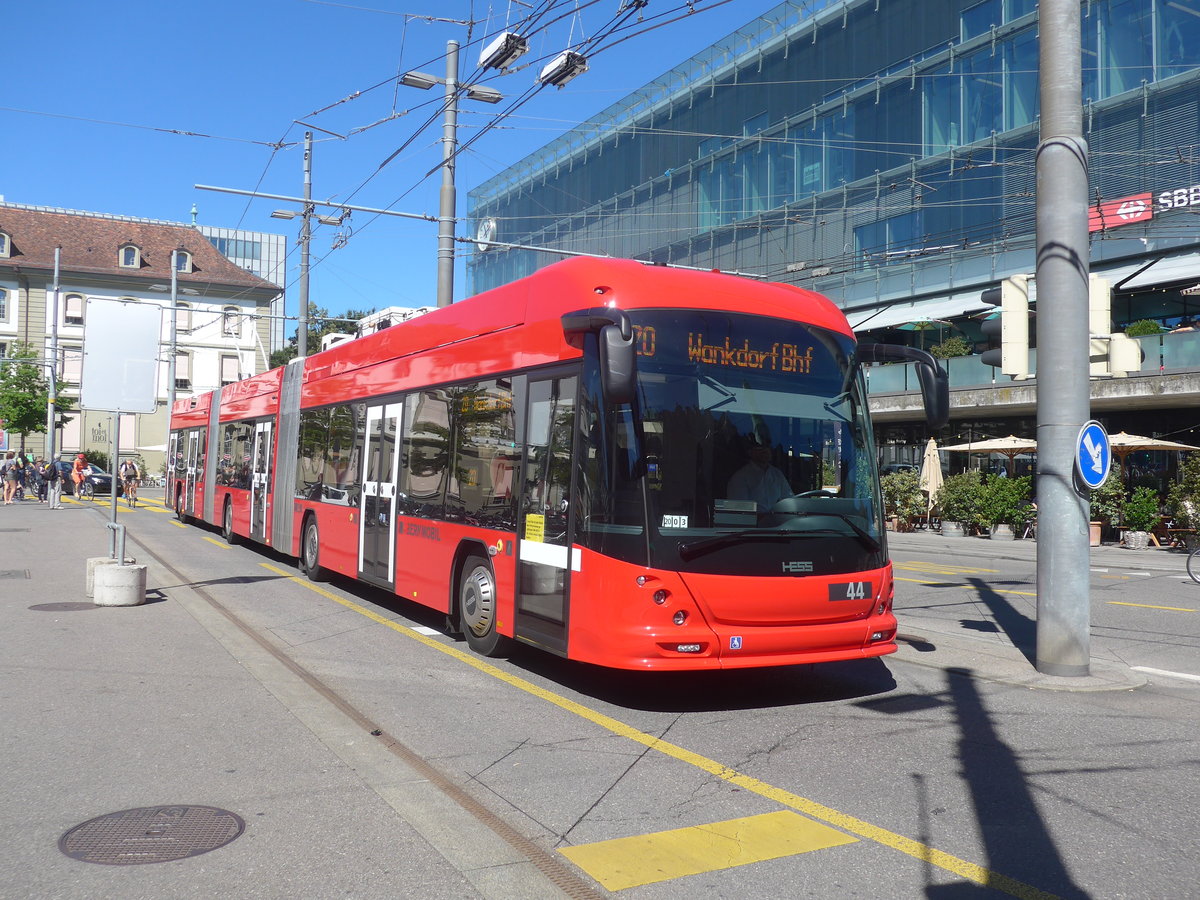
[{"x1": 468, "y1": 0, "x2": 1200, "y2": 331}]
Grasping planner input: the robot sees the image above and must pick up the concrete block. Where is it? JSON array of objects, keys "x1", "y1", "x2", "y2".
[
  {"x1": 86, "y1": 556, "x2": 136, "y2": 598},
  {"x1": 93, "y1": 563, "x2": 147, "y2": 607}
]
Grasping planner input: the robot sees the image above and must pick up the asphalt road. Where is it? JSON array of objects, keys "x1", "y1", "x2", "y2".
[{"x1": 4, "y1": 497, "x2": 1197, "y2": 899}]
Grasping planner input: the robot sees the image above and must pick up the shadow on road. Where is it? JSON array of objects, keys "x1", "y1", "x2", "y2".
[{"x1": 921, "y1": 670, "x2": 1091, "y2": 899}]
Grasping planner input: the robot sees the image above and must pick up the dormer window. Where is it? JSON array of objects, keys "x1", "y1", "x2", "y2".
[
  {"x1": 174, "y1": 250, "x2": 192, "y2": 273},
  {"x1": 119, "y1": 244, "x2": 141, "y2": 268},
  {"x1": 0, "y1": 231, "x2": 10, "y2": 258}
]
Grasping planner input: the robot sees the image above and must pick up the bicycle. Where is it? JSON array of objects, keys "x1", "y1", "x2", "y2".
[
  {"x1": 1187, "y1": 547, "x2": 1200, "y2": 584},
  {"x1": 78, "y1": 480, "x2": 95, "y2": 501}
]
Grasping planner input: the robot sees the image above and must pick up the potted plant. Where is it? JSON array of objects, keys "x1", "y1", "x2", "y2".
[
  {"x1": 1122, "y1": 486, "x2": 1161, "y2": 550},
  {"x1": 1166, "y1": 454, "x2": 1200, "y2": 549},
  {"x1": 980, "y1": 475, "x2": 1032, "y2": 540},
  {"x1": 937, "y1": 470, "x2": 983, "y2": 537},
  {"x1": 1089, "y1": 471, "x2": 1126, "y2": 545},
  {"x1": 881, "y1": 469, "x2": 925, "y2": 531}
]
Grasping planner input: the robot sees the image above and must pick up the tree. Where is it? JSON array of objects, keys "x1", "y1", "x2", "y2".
[
  {"x1": 0, "y1": 342, "x2": 75, "y2": 452},
  {"x1": 270, "y1": 303, "x2": 376, "y2": 368}
]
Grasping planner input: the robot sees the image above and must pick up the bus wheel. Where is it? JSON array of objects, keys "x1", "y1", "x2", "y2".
[
  {"x1": 222, "y1": 500, "x2": 239, "y2": 545},
  {"x1": 175, "y1": 490, "x2": 188, "y2": 523},
  {"x1": 459, "y1": 554, "x2": 508, "y2": 657},
  {"x1": 302, "y1": 517, "x2": 326, "y2": 582}
]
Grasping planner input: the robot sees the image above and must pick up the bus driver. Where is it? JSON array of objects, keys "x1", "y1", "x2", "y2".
[{"x1": 727, "y1": 435, "x2": 792, "y2": 511}]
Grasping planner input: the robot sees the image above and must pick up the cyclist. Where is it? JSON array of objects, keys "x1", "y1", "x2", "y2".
[
  {"x1": 120, "y1": 459, "x2": 140, "y2": 507},
  {"x1": 71, "y1": 454, "x2": 89, "y2": 498}
]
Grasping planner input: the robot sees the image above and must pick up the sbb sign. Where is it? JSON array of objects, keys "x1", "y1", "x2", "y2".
[
  {"x1": 1156, "y1": 183, "x2": 1200, "y2": 210},
  {"x1": 1088, "y1": 192, "x2": 1153, "y2": 232}
]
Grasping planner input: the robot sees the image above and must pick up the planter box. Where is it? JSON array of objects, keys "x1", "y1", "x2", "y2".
[
  {"x1": 1125, "y1": 530, "x2": 1151, "y2": 550},
  {"x1": 942, "y1": 521, "x2": 968, "y2": 538}
]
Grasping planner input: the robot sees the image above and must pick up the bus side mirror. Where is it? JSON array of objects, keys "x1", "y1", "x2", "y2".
[
  {"x1": 562, "y1": 307, "x2": 636, "y2": 405},
  {"x1": 857, "y1": 343, "x2": 949, "y2": 429},
  {"x1": 600, "y1": 322, "x2": 635, "y2": 405}
]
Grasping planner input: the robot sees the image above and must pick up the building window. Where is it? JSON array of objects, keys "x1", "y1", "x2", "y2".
[
  {"x1": 174, "y1": 250, "x2": 192, "y2": 273},
  {"x1": 0, "y1": 341, "x2": 7, "y2": 360},
  {"x1": 62, "y1": 348, "x2": 83, "y2": 384},
  {"x1": 222, "y1": 306, "x2": 240, "y2": 337},
  {"x1": 176, "y1": 301, "x2": 192, "y2": 333},
  {"x1": 64, "y1": 294, "x2": 85, "y2": 326},
  {"x1": 220, "y1": 355, "x2": 240, "y2": 386},
  {"x1": 119, "y1": 244, "x2": 141, "y2": 268},
  {"x1": 175, "y1": 351, "x2": 192, "y2": 391},
  {"x1": 0, "y1": 287, "x2": 7, "y2": 320},
  {"x1": 0, "y1": 231, "x2": 10, "y2": 258}
]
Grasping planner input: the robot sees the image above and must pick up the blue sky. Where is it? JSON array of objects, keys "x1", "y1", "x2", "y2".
[{"x1": 6, "y1": 0, "x2": 782, "y2": 325}]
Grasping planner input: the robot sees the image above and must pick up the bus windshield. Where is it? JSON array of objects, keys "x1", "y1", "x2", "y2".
[{"x1": 577, "y1": 309, "x2": 885, "y2": 577}]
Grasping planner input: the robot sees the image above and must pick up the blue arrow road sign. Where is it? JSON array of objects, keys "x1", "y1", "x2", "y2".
[{"x1": 1076, "y1": 420, "x2": 1111, "y2": 490}]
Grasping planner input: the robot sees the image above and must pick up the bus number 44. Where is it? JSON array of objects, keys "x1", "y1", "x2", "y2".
[{"x1": 828, "y1": 581, "x2": 871, "y2": 602}]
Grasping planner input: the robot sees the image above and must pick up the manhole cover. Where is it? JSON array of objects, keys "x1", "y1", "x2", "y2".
[
  {"x1": 59, "y1": 805, "x2": 245, "y2": 865},
  {"x1": 30, "y1": 602, "x2": 97, "y2": 612}
]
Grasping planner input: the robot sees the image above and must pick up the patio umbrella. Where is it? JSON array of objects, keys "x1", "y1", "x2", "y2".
[
  {"x1": 938, "y1": 434, "x2": 1037, "y2": 461},
  {"x1": 1107, "y1": 431, "x2": 1200, "y2": 481},
  {"x1": 918, "y1": 437, "x2": 943, "y2": 511}
]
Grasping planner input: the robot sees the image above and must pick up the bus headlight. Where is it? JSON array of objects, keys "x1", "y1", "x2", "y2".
[{"x1": 672, "y1": 610, "x2": 688, "y2": 626}]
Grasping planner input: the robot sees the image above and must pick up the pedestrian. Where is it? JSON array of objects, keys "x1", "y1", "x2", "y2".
[
  {"x1": 44, "y1": 457, "x2": 64, "y2": 509},
  {"x1": 71, "y1": 454, "x2": 89, "y2": 498},
  {"x1": 31, "y1": 458, "x2": 47, "y2": 503},
  {"x1": 12, "y1": 453, "x2": 27, "y2": 502},
  {"x1": 1, "y1": 451, "x2": 15, "y2": 504}
]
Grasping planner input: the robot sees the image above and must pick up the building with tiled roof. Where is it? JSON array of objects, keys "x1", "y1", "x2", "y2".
[{"x1": 0, "y1": 202, "x2": 284, "y2": 473}]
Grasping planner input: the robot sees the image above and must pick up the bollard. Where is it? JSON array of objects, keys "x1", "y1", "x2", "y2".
[
  {"x1": 86, "y1": 556, "x2": 136, "y2": 598},
  {"x1": 93, "y1": 563, "x2": 147, "y2": 607}
]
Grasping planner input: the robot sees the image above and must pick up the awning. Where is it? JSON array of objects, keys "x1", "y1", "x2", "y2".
[{"x1": 846, "y1": 296, "x2": 989, "y2": 331}]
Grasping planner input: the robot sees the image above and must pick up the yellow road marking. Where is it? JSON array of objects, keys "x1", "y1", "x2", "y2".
[
  {"x1": 1108, "y1": 601, "x2": 1194, "y2": 612},
  {"x1": 895, "y1": 562, "x2": 999, "y2": 574},
  {"x1": 169, "y1": 520, "x2": 186, "y2": 528},
  {"x1": 558, "y1": 811, "x2": 857, "y2": 891},
  {"x1": 203, "y1": 536, "x2": 232, "y2": 549},
  {"x1": 260, "y1": 562, "x2": 1058, "y2": 900}
]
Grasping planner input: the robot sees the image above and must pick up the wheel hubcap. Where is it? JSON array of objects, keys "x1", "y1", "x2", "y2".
[{"x1": 462, "y1": 567, "x2": 494, "y2": 636}]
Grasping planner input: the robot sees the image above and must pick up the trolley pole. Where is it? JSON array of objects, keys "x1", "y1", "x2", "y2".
[{"x1": 1035, "y1": 0, "x2": 1091, "y2": 676}]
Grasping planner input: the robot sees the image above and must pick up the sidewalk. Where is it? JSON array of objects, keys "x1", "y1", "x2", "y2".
[
  {"x1": 886, "y1": 529, "x2": 1165, "y2": 692},
  {"x1": 0, "y1": 498, "x2": 568, "y2": 899}
]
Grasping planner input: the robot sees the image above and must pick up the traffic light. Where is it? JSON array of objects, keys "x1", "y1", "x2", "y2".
[
  {"x1": 979, "y1": 274, "x2": 1031, "y2": 379},
  {"x1": 1088, "y1": 275, "x2": 1145, "y2": 378},
  {"x1": 1089, "y1": 275, "x2": 1112, "y2": 377}
]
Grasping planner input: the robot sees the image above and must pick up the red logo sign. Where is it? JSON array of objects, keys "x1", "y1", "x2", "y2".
[{"x1": 1089, "y1": 192, "x2": 1153, "y2": 233}]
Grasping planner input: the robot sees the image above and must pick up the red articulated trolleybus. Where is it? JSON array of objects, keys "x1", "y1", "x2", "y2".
[{"x1": 168, "y1": 257, "x2": 947, "y2": 670}]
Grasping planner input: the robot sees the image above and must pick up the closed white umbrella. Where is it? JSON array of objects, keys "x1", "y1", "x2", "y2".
[{"x1": 919, "y1": 437, "x2": 944, "y2": 512}]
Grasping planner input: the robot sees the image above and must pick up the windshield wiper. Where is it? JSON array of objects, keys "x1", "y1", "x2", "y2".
[
  {"x1": 679, "y1": 529, "x2": 800, "y2": 561},
  {"x1": 678, "y1": 513, "x2": 880, "y2": 561}
]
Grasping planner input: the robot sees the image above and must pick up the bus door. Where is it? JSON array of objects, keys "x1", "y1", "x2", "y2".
[
  {"x1": 167, "y1": 432, "x2": 179, "y2": 497},
  {"x1": 250, "y1": 421, "x2": 272, "y2": 543},
  {"x1": 359, "y1": 402, "x2": 401, "y2": 584},
  {"x1": 184, "y1": 431, "x2": 200, "y2": 516},
  {"x1": 515, "y1": 373, "x2": 577, "y2": 654}
]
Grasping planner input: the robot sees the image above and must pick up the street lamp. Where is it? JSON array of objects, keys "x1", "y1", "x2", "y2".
[{"x1": 400, "y1": 40, "x2": 503, "y2": 307}]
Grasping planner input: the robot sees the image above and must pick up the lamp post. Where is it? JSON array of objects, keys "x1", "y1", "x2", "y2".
[
  {"x1": 270, "y1": 131, "x2": 315, "y2": 360},
  {"x1": 401, "y1": 40, "x2": 502, "y2": 307}
]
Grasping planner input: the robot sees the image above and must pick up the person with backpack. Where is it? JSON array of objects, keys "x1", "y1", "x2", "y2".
[
  {"x1": 44, "y1": 457, "x2": 64, "y2": 509},
  {"x1": 119, "y1": 459, "x2": 140, "y2": 507}
]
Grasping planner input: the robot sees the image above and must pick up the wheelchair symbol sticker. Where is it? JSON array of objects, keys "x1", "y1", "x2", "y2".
[{"x1": 729, "y1": 636, "x2": 743, "y2": 650}]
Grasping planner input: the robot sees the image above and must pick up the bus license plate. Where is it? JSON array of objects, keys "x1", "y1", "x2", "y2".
[{"x1": 828, "y1": 581, "x2": 871, "y2": 602}]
